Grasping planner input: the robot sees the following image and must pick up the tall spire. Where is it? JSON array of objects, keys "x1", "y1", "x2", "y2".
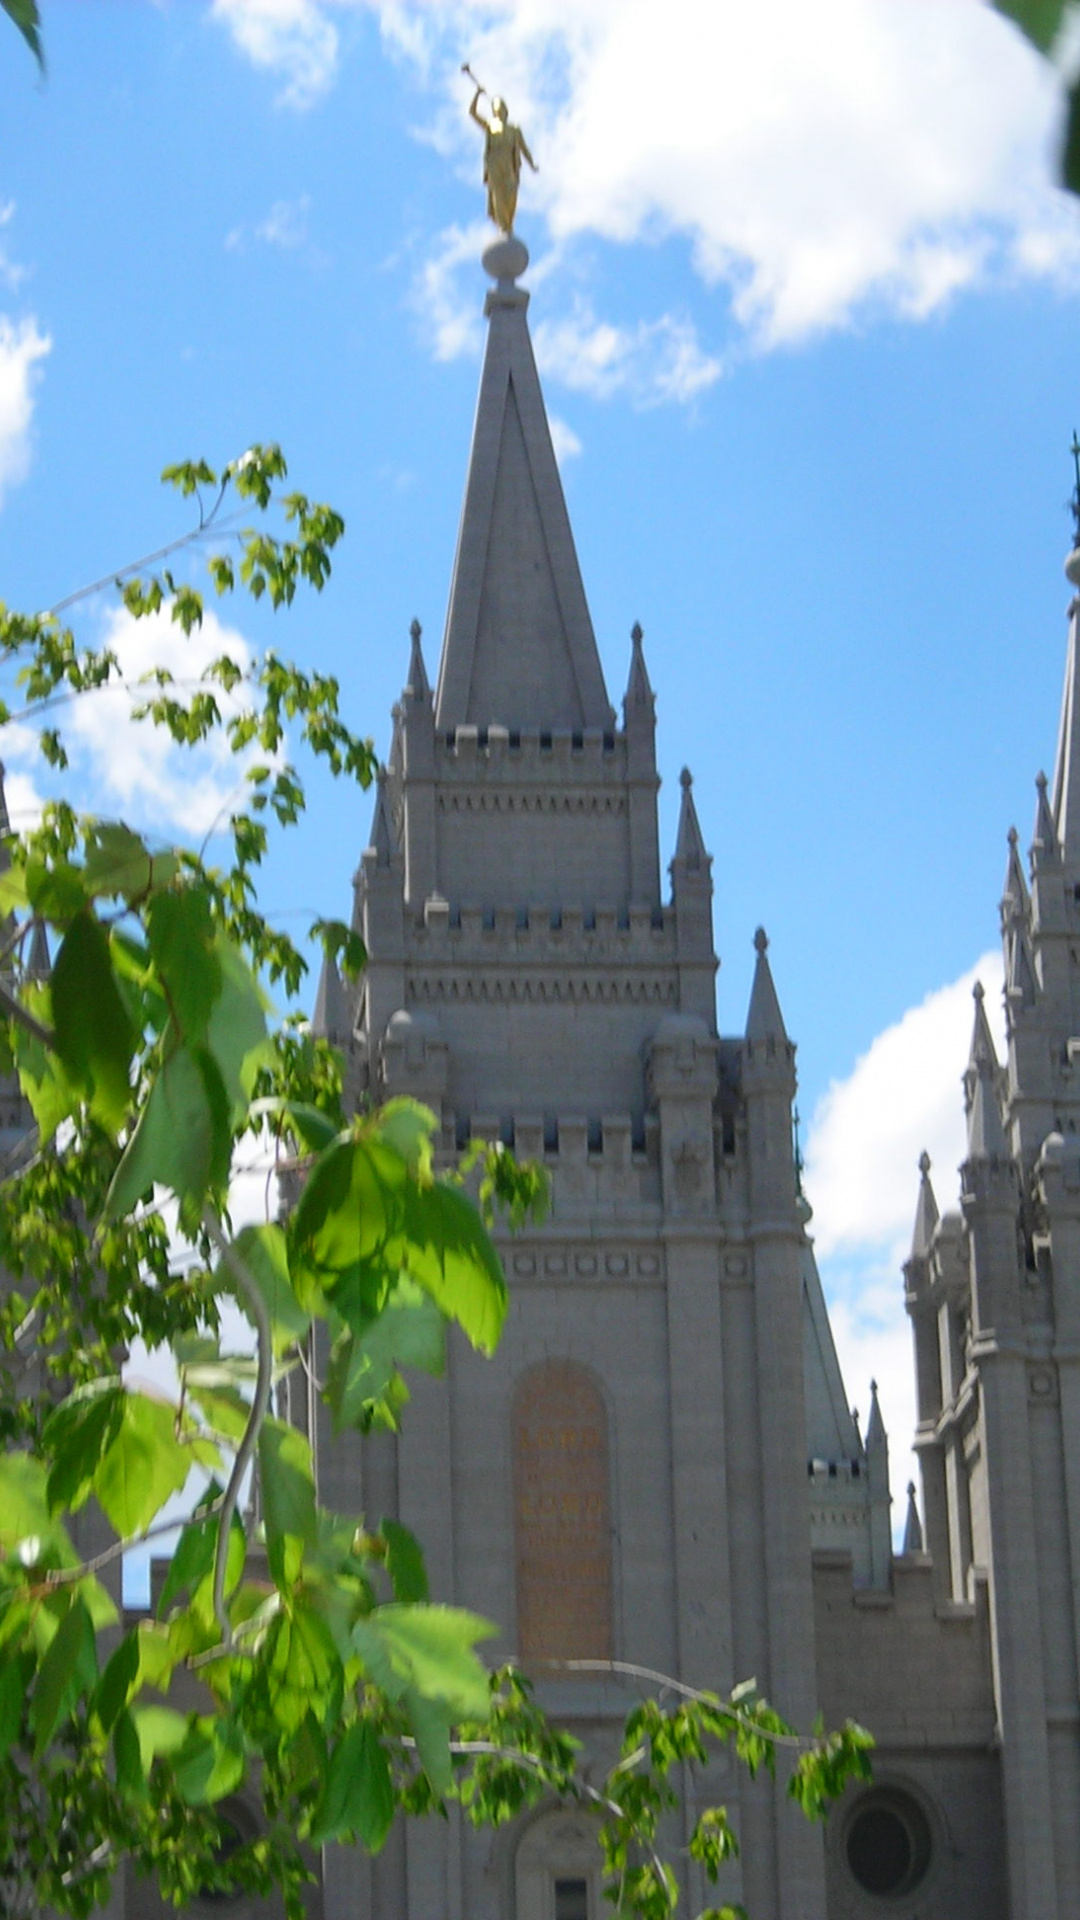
[
  {"x1": 1050, "y1": 533, "x2": 1080, "y2": 858},
  {"x1": 673, "y1": 767, "x2": 708, "y2": 873},
  {"x1": 966, "y1": 983, "x2": 1008, "y2": 1161},
  {"x1": 1000, "y1": 826, "x2": 1029, "y2": 923},
  {"x1": 911, "y1": 1149, "x2": 939, "y2": 1259},
  {"x1": 406, "y1": 617, "x2": 430, "y2": 703},
  {"x1": 434, "y1": 238, "x2": 613, "y2": 733},
  {"x1": 623, "y1": 621, "x2": 654, "y2": 720},
  {"x1": 745, "y1": 926, "x2": 789, "y2": 1045}
]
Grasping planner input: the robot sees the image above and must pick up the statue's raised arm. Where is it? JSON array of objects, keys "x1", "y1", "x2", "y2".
[{"x1": 463, "y1": 64, "x2": 538, "y2": 235}]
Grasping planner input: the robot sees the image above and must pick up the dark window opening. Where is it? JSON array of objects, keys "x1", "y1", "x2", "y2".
[
  {"x1": 845, "y1": 1789, "x2": 931, "y2": 1899},
  {"x1": 602, "y1": 732, "x2": 615, "y2": 752},
  {"x1": 631, "y1": 1112, "x2": 646, "y2": 1152},
  {"x1": 483, "y1": 906, "x2": 496, "y2": 930},
  {"x1": 540, "y1": 730, "x2": 553, "y2": 750},
  {"x1": 571, "y1": 730, "x2": 583, "y2": 750},
  {"x1": 543, "y1": 1115, "x2": 559, "y2": 1153},
  {"x1": 509, "y1": 729, "x2": 521, "y2": 749},
  {"x1": 500, "y1": 1115, "x2": 515, "y2": 1148},
  {"x1": 721, "y1": 1113, "x2": 736, "y2": 1156},
  {"x1": 516, "y1": 906, "x2": 529, "y2": 929},
  {"x1": 587, "y1": 1118, "x2": 603, "y2": 1153},
  {"x1": 583, "y1": 907, "x2": 596, "y2": 930},
  {"x1": 555, "y1": 1879, "x2": 590, "y2": 1920},
  {"x1": 477, "y1": 727, "x2": 488, "y2": 749},
  {"x1": 550, "y1": 907, "x2": 563, "y2": 930}
]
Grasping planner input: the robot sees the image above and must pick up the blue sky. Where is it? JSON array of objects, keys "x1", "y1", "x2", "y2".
[{"x1": 2, "y1": 0, "x2": 1080, "y2": 1514}]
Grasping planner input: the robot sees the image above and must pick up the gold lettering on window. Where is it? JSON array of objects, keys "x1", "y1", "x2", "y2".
[{"x1": 513, "y1": 1360, "x2": 613, "y2": 1668}]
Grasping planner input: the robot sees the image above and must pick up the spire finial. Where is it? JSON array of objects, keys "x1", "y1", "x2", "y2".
[
  {"x1": 973, "y1": 979, "x2": 985, "y2": 1005},
  {"x1": 680, "y1": 766, "x2": 692, "y2": 790},
  {"x1": 754, "y1": 926, "x2": 768, "y2": 955},
  {"x1": 918, "y1": 1149, "x2": 931, "y2": 1177},
  {"x1": 631, "y1": 620, "x2": 643, "y2": 646},
  {"x1": 410, "y1": 617, "x2": 421, "y2": 642}
]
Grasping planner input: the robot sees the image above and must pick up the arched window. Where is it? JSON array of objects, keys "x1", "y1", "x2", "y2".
[
  {"x1": 513, "y1": 1360, "x2": 613, "y2": 1668},
  {"x1": 515, "y1": 1808, "x2": 601, "y2": 1920}
]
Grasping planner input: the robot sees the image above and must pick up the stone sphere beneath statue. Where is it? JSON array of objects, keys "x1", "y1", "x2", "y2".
[{"x1": 482, "y1": 235, "x2": 529, "y2": 283}]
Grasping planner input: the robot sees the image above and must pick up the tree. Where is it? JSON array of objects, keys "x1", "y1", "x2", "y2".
[{"x1": 0, "y1": 449, "x2": 872, "y2": 1919}]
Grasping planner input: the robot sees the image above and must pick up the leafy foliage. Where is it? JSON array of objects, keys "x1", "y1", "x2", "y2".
[
  {"x1": 994, "y1": 0, "x2": 1080, "y2": 193},
  {"x1": 0, "y1": 452, "x2": 872, "y2": 1919}
]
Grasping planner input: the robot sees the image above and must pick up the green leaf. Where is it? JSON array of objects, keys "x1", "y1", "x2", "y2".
[
  {"x1": 146, "y1": 886, "x2": 221, "y2": 1046},
  {"x1": 218, "y1": 1223, "x2": 309, "y2": 1356},
  {"x1": 259, "y1": 1418, "x2": 317, "y2": 1584},
  {"x1": 94, "y1": 1630, "x2": 141, "y2": 1735},
  {"x1": 264, "y1": 1594, "x2": 339, "y2": 1732},
  {"x1": 51, "y1": 908, "x2": 135, "y2": 1133},
  {"x1": 45, "y1": 1381, "x2": 126, "y2": 1516},
  {"x1": 401, "y1": 1179, "x2": 507, "y2": 1355},
  {"x1": 205, "y1": 939, "x2": 271, "y2": 1120},
  {"x1": 992, "y1": 0, "x2": 1066, "y2": 54},
  {"x1": 355, "y1": 1604, "x2": 496, "y2": 1719},
  {"x1": 30, "y1": 1596, "x2": 97, "y2": 1756},
  {"x1": 376, "y1": 1098, "x2": 437, "y2": 1176},
  {"x1": 403, "y1": 1687, "x2": 454, "y2": 1795},
  {"x1": 1064, "y1": 76, "x2": 1080, "y2": 196},
  {"x1": 114, "y1": 1706, "x2": 147, "y2": 1802},
  {"x1": 84, "y1": 822, "x2": 179, "y2": 901},
  {"x1": 25, "y1": 859, "x2": 87, "y2": 924},
  {"x1": 93, "y1": 1391, "x2": 194, "y2": 1537},
  {"x1": 13, "y1": 993, "x2": 78, "y2": 1142},
  {"x1": 1, "y1": 0, "x2": 44, "y2": 69},
  {"x1": 0, "y1": 1650, "x2": 31, "y2": 1760},
  {"x1": 181, "y1": 1368, "x2": 251, "y2": 1443},
  {"x1": 324, "y1": 1278, "x2": 444, "y2": 1433},
  {"x1": 173, "y1": 1717, "x2": 245, "y2": 1805},
  {"x1": 382, "y1": 1519, "x2": 429, "y2": 1603},
  {"x1": 311, "y1": 1719, "x2": 394, "y2": 1850},
  {"x1": 106, "y1": 1042, "x2": 232, "y2": 1218},
  {"x1": 132, "y1": 1702, "x2": 189, "y2": 1770}
]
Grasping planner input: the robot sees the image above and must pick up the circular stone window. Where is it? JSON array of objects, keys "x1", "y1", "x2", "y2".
[{"x1": 844, "y1": 1788, "x2": 931, "y2": 1899}]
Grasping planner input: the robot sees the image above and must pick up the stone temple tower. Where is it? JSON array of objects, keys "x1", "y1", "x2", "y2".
[{"x1": 310, "y1": 235, "x2": 899, "y2": 1920}]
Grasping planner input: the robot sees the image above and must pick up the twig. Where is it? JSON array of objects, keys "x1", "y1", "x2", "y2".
[
  {"x1": 201, "y1": 1206, "x2": 273, "y2": 1647},
  {"x1": 0, "y1": 971, "x2": 54, "y2": 1047},
  {"x1": 41, "y1": 1500, "x2": 225, "y2": 1589},
  {"x1": 44, "y1": 484, "x2": 235, "y2": 618},
  {"x1": 537, "y1": 1658, "x2": 807, "y2": 1750}
]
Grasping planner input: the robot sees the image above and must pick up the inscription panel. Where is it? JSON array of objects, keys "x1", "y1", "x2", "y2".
[{"x1": 514, "y1": 1361, "x2": 613, "y2": 1667}]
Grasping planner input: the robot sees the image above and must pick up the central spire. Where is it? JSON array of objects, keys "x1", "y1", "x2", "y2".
[{"x1": 434, "y1": 238, "x2": 614, "y2": 733}]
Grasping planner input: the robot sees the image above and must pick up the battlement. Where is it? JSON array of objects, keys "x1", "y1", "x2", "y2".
[
  {"x1": 408, "y1": 897, "x2": 675, "y2": 958},
  {"x1": 435, "y1": 723, "x2": 627, "y2": 782}
]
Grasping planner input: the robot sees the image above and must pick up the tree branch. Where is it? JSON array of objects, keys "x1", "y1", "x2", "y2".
[{"x1": 201, "y1": 1206, "x2": 273, "y2": 1647}]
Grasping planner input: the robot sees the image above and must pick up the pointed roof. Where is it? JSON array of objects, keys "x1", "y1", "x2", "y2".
[
  {"x1": 966, "y1": 987, "x2": 1007, "y2": 1160},
  {"x1": 369, "y1": 768, "x2": 397, "y2": 869},
  {"x1": 26, "y1": 920, "x2": 50, "y2": 982},
  {"x1": 745, "y1": 926, "x2": 789, "y2": 1044},
  {"x1": 406, "y1": 618, "x2": 431, "y2": 703},
  {"x1": 1051, "y1": 596, "x2": 1080, "y2": 859},
  {"x1": 1032, "y1": 770, "x2": 1058, "y2": 865},
  {"x1": 865, "y1": 1378, "x2": 886, "y2": 1451},
  {"x1": 911, "y1": 1150, "x2": 939, "y2": 1259},
  {"x1": 673, "y1": 767, "x2": 708, "y2": 875},
  {"x1": 311, "y1": 951, "x2": 350, "y2": 1045},
  {"x1": 1000, "y1": 826, "x2": 1029, "y2": 921},
  {"x1": 902, "y1": 1482, "x2": 924, "y2": 1554},
  {"x1": 623, "y1": 621, "x2": 654, "y2": 720},
  {"x1": 434, "y1": 239, "x2": 613, "y2": 733}
]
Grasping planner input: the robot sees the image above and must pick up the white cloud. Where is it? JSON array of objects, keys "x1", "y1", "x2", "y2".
[
  {"x1": 211, "y1": 0, "x2": 339, "y2": 107},
  {"x1": 216, "y1": 0, "x2": 1080, "y2": 348},
  {"x1": 0, "y1": 202, "x2": 27, "y2": 293},
  {"x1": 533, "y1": 300, "x2": 721, "y2": 406},
  {"x1": 804, "y1": 948, "x2": 1008, "y2": 1530},
  {"x1": 0, "y1": 314, "x2": 50, "y2": 506},
  {"x1": 413, "y1": 220, "x2": 488, "y2": 360},
  {"x1": 548, "y1": 412, "x2": 581, "y2": 464},
  {"x1": 227, "y1": 194, "x2": 313, "y2": 253},
  {"x1": 64, "y1": 603, "x2": 263, "y2": 840}
]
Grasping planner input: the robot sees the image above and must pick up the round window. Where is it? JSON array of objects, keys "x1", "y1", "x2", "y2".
[{"x1": 844, "y1": 1788, "x2": 931, "y2": 1899}]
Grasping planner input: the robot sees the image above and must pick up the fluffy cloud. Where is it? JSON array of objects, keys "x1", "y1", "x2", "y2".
[
  {"x1": 804, "y1": 948, "x2": 1008, "y2": 1524},
  {"x1": 533, "y1": 301, "x2": 721, "y2": 406},
  {"x1": 63, "y1": 603, "x2": 262, "y2": 840},
  {"x1": 227, "y1": 193, "x2": 313, "y2": 252},
  {"x1": 211, "y1": 0, "x2": 339, "y2": 107},
  {"x1": 216, "y1": 0, "x2": 1080, "y2": 348},
  {"x1": 0, "y1": 314, "x2": 50, "y2": 506}
]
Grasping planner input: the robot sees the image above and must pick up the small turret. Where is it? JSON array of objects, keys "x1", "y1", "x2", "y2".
[
  {"x1": 1031, "y1": 771, "x2": 1058, "y2": 870},
  {"x1": 1000, "y1": 826, "x2": 1030, "y2": 926},
  {"x1": 311, "y1": 951, "x2": 351, "y2": 1049},
  {"x1": 911, "y1": 1149, "x2": 939, "y2": 1260},
  {"x1": 965, "y1": 984, "x2": 1008, "y2": 1162},
  {"x1": 902, "y1": 1482, "x2": 924, "y2": 1555},
  {"x1": 745, "y1": 926, "x2": 790, "y2": 1052}
]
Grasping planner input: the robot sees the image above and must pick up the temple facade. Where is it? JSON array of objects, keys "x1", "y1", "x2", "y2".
[
  {"x1": 131, "y1": 235, "x2": 1080, "y2": 1918},
  {"x1": 302, "y1": 232, "x2": 1080, "y2": 1920}
]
